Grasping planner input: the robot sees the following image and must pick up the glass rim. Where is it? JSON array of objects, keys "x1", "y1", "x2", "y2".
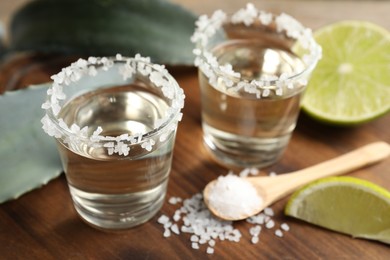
[
  {"x1": 191, "y1": 4, "x2": 322, "y2": 97},
  {"x1": 41, "y1": 54, "x2": 185, "y2": 156}
]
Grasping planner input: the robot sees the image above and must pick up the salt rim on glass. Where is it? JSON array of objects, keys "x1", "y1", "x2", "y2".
[
  {"x1": 41, "y1": 54, "x2": 185, "y2": 156},
  {"x1": 191, "y1": 3, "x2": 322, "y2": 98}
]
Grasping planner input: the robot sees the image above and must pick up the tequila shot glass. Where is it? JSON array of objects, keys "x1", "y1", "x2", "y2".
[
  {"x1": 41, "y1": 54, "x2": 185, "y2": 230},
  {"x1": 192, "y1": 4, "x2": 321, "y2": 169}
]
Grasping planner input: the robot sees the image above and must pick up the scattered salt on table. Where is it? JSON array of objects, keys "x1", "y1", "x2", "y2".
[
  {"x1": 247, "y1": 213, "x2": 266, "y2": 225},
  {"x1": 239, "y1": 167, "x2": 259, "y2": 177},
  {"x1": 163, "y1": 228, "x2": 171, "y2": 238},
  {"x1": 192, "y1": 242, "x2": 200, "y2": 250},
  {"x1": 251, "y1": 236, "x2": 259, "y2": 244},
  {"x1": 281, "y1": 223, "x2": 290, "y2": 231},
  {"x1": 157, "y1": 215, "x2": 169, "y2": 224},
  {"x1": 157, "y1": 169, "x2": 291, "y2": 254},
  {"x1": 173, "y1": 213, "x2": 181, "y2": 222},
  {"x1": 275, "y1": 229, "x2": 283, "y2": 237},
  {"x1": 169, "y1": 197, "x2": 182, "y2": 205},
  {"x1": 265, "y1": 219, "x2": 275, "y2": 229},
  {"x1": 264, "y1": 207, "x2": 274, "y2": 216},
  {"x1": 191, "y1": 235, "x2": 199, "y2": 242},
  {"x1": 171, "y1": 224, "x2": 180, "y2": 235},
  {"x1": 249, "y1": 225, "x2": 262, "y2": 236},
  {"x1": 206, "y1": 247, "x2": 215, "y2": 254}
]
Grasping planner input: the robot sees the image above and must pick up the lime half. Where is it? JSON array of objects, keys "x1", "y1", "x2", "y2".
[
  {"x1": 285, "y1": 176, "x2": 390, "y2": 244},
  {"x1": 302, "y1": 21, "x2": 390, "y2": 125}
]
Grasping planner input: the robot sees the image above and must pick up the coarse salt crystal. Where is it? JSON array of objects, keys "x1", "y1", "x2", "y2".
[
  {"x1": 239, "y1": 168, "x2": 251, "y2": 177},
  {"x1": 264, "y1": 207, "x2": 274, "y2": 216},
  {"x1": 275, "y1": 229, "x2": 283, "y2": 237},
  {"x1": 180, "y1": 226, "x2": 191, "y2": 233},
  {"x1": 275, "y1": 88, "x2": 283, "y2": 96},
  {"x1": 169, "y1": 196, "x2": 182, "y2": 205},
  {"x1": 173, "y1": 213, "x2": 181, "y2": 222},
  {"x1": 199, "y1": 238, "x2": 207, "y2": 244},
  {"x1": 239, "y1": 167, "x2": 260, "y2": 177},
  {"x1": 191, "y1": 235, "x2": 199, "y2": 242},
  {"x1": 157, "y1": 215, "x2": 169, "y2": 224},
  {"x1": 247, "y1": 213, "x2": 266, "y2": 225},
  {"x1": 163, "y1": 228, "x2": 171, "y2": 238},
  {"x1": 251, "y1": 236, "x2": 260, "y2": 244},
  {"x1": 259, "y1": 11, "x2": 273, "y2": 25},
  {"x1": 281, "y1": 223, "x2": 290, "y2": 231},
  {"x1": 206, "y1": 247, "x2": 215, "y2": 254},
  {"x1": 171, "y1": 224, "x2": 180, "y2": 235},
  {"x1": 262, "y1": 88, "x2": 270, "y2": 97},
  {"x1": 164, "y1": 221, "x2": 172, "y2": 229},
  {"x1": 192, "y1": 242, "x2": 200, "y2": 250},
  {"x1": 249, "y1": 225, "x2": 262, "y2": 236},
  {"x1": 265, "y1": 219, "x2": 275, "y2": 229},
  {"x1": 207, "y1": 175, "x2": 263, "y2": 220}
]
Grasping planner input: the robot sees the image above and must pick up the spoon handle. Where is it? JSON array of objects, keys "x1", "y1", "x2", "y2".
[
  {"x1": 254, "y1": 142, "x2": 390, "y2": 204},
  {"x1": 291, "y1": 141, "x2": 390, "y2": 180}
]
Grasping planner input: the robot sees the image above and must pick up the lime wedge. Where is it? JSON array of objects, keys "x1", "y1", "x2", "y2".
[
  {"x1": 302, "y1": 21, "x2": 390, "y2": 125},
  {"x1": 285, "y1": 176, "x2": 390, "y2": 244}
]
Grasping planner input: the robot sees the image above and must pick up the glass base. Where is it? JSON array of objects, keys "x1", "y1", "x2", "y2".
[
  {"x1": 68, "y1": 182, "x2": 167, "y2": 230},
  {"x1": 203, "y1": 125, "x2": 291, "y2": 169}
]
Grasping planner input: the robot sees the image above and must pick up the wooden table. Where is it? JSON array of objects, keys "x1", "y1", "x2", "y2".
[{"x1": 1, "y1": 1, "x2": 390, "y2": 259}]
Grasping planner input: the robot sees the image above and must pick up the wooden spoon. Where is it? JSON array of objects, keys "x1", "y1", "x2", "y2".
[{"x1": 203, "y1": 142, "x2": 390, "y2": 221}]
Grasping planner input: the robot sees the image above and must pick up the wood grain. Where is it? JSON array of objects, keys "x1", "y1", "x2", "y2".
[
  {"x1": 0, "y1": 51, "x2": 389, "y2": 259},
  {"x1": 1, "y1": 0, "x2": 390, "y2": 259}
]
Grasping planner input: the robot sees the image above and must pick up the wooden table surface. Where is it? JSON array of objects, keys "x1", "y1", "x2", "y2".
[{"x1": 1, "y1": 1, "x2": 390, "y2": 259}]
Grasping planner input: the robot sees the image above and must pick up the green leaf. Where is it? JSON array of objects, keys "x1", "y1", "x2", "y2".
[
  {"x1": 9, "y1": 0, "x2": 197, "y2": 65},
  {"x1": 0, "y1": 21, "x2": 5, "y2": 58},
  {"x1": 0, "y1": 85, "x2": 62, "y2": 204}
]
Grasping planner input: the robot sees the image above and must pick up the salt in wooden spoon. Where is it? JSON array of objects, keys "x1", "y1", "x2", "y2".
[{"x1": 203, "y1": 142, "x2": 390, "y2": 221}]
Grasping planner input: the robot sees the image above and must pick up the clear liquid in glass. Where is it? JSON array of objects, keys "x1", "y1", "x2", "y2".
[
  {"x1": 199, "y1": 40, "x2": 306, "y2": 168},
  {"x1": 57, "y1": 83, "x2": 175, "y2": 230}
]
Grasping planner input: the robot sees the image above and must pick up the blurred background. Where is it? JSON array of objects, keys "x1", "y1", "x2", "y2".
[
  {"x1": 2, "y1": 0, "x2": 390, "y2": 35},
  {"x1": 1, "y1": 0, "x2": 389, "y2": 63}
]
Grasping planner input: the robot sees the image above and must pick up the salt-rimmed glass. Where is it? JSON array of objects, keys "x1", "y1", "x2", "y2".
[
  {"x1": 192, "y1": 4, "x2": 322, "y2": 168},
  {"x1": 41, "y1": 54, "x2": 185, "y2": 230}
]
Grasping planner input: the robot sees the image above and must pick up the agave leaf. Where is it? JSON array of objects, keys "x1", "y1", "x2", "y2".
[
  {"x1": 0, "y1": 21, "x2": 5, "y2": 58},
  {"x1": 0, "y1": 85, "x2": 62, "y2": 204},
  {"x1": 9, "y1": 0, "x2": 196, "y2": 65}
]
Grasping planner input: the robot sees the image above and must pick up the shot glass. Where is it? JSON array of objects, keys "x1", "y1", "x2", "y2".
[
  {"x1": 41, "y1": 54, "x2": 185, "y2": 230},
  {"x1": 192, "y1": 4, "x2": 321, "y2": 168}
]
